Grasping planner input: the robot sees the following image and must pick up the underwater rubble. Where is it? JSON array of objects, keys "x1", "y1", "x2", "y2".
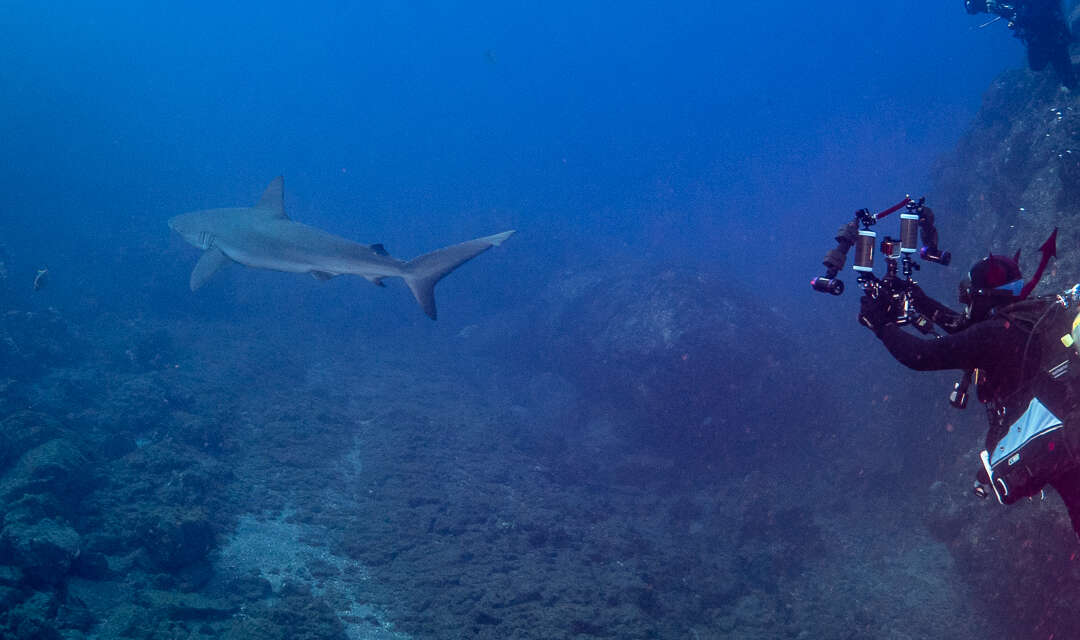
[{"x1": 0, "y1": 277, "x2": 993, "y2": 639}]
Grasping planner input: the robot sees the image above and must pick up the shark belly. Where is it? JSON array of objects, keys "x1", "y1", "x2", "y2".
[{"x1": 217, "y1": 241, "x2": 312, "y2": 274}]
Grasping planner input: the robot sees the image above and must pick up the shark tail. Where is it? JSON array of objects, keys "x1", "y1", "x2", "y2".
[{"x1": 403, "y1": 230, "x2": 514, "y2": 320}]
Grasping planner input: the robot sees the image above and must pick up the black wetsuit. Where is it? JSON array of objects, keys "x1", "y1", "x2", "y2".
[
  {"x1": 879, "y1": 318, "x2": 1022, "y2": 399},
  {"x1": 871, "y1": 296, "x2": 1080, "y2": 537},
  {"x1": 966, "y1": 0, "x2": 1076, "y2": 87},
  {"x1": 1017, "y1": 0, "x2": 1076, "y2": 87}
]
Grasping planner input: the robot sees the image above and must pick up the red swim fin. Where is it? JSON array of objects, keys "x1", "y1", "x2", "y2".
[{"x1": 1019, "y1": 228, "x2": 1057, "y2": 300}]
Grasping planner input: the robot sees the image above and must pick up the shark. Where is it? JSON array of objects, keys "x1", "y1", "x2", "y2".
[{"x1": 168, "y1": 177, "x2": 514, "y2": 319}]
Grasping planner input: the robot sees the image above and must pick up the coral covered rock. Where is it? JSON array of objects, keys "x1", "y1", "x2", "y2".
[
  {"x1": 141, "y1": 508, "x2": 216, "y2": 570},
  {"x1": 0, "y1": 519, "x2": 81, "y2": 587},
  {"x1": 1, "y1": 439, "x2": 92, "y2": 506}
]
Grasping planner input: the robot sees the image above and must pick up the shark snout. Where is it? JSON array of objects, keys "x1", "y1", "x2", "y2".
[{"x1": 167, "y1": 216, "x2": 205, "y2": 248}]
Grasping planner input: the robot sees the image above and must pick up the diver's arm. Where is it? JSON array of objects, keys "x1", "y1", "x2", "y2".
[
  {"x1": 910, "y1": 286, "x2": 967, "y2": 334},
  {"x1": 876, "y1": 319, "x2": 1011, "y2": 372}
]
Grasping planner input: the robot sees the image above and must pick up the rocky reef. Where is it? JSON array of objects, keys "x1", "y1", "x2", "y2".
[{"x1": 0, "y1": 291, "x2": 994, "y2": 639}]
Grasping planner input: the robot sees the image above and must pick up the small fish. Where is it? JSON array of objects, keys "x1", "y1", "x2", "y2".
[{"x1": 33, "y1": 268, "x2": 48, "y2": 291}]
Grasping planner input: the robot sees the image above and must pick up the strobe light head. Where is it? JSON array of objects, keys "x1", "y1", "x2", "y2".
[
  {"x1": 811, "y1": 276, "x2": 844, "y2": 296},
  {"x1": 920, "y1": 246, "x2": 952, "y2": 266}
]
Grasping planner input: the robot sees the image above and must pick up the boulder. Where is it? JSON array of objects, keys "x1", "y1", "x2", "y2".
[
  {"x1": 3, "y1": 591, "x2": 60, "y2": 640},
  {"x1": 0, "y1": 412, "x2": 63, "y2": 472},
  {"x1": 515, "y1": 263, "x2": 815, "y2": 469},
  {"x1": 0, "y1": 518, "x2": 81, "y2": 586},
  {"x1": 0, "y1": 309, "x2": 86, "y2": 380},
  {"x1": 0, "y1": 564, "x2": 25, "y2": 585},
  {"x1": 141, "y1": 508, "x2": 216, "y2": 570},
  {"x1": 1, "y1": 438, "x2": 92, "y2": 505}
]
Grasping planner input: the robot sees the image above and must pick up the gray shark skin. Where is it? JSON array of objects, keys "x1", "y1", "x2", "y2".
[{"x1": 168, "y1": 177, "x2": 514, "y2": 319}]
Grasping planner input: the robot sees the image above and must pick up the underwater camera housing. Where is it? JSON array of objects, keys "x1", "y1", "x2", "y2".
[{"x1": 811, "y1": 196, "x2": 950, "y2": 328}]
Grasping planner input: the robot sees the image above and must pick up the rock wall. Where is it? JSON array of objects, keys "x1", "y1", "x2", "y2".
[
  {"x1": 932, "y1": 67, "x2": 1080, "y2": 637},
  {"x1": 934, "y1": 70, "x2": 1080, "y2": 288}
]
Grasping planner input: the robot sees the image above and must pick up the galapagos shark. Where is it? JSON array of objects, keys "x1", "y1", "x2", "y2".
[{"x1": 168, "y1": 177, "x2": 514, "y2": 319}]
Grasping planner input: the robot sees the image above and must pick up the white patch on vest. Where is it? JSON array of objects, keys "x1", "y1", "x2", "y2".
[{"x1": 990, "y1": 397, "x2": 1063, "y2": 467}]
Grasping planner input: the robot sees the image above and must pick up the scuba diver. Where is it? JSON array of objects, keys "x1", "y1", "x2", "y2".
[
  {"x1": 858, "y1": 252, "x2": 1080, "y2": 538},
  {"x1": 965, "y1": 0, "x2": 1077, "y2": 88}
]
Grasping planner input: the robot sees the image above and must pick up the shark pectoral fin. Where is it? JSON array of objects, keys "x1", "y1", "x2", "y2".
[
  {"x1": 255, "y1": 176, "x2": 288, "y2": 219},
  {"x1": 311, "y1": 271, "x2": 338, "y2": 281},
  {"x1": 364, "y1": 276, "x2": 386, "y2": 287},
  {"x1": 190, "y1": 247, "x2": 230, "y2": 291}
]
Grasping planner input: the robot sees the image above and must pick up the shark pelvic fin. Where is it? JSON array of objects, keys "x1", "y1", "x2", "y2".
[
  {"x1": 190, "y1": 247, "x2": 230, "y2": 291},
  {"x1": 311, "y1": 271, "x2": 337, "y2": 281},
  {"x1": 255, "y1": 176, "x2": 287, "y2": 218},
  {"x1": 403, "y1": 230, "x2": 515, "y2": 320}
]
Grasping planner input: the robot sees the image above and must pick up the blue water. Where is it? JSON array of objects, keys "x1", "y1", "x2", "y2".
[
  {"x1": 0, "y1": 1, "x2": 1052, "y2": 638},
  {"x1": 2, "y1": 2, "x2": 1016, "y2": 299}
]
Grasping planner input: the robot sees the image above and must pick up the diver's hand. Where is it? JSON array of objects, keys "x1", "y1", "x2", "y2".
[
  {"x1": 907, "y1": 282, "x2": 928, "y2": 306},
  {"x1": 907, "y1": 282, "x2": 968, "y2": 333},
  {"x1": 858, "y1": 294, "x2": 895, "y2": 335},
  {"x1": 907, "y1": 282, "x2": 937, "y2": 317}
]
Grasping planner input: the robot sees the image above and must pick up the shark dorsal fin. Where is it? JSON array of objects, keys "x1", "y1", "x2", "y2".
[
  {"x1": 371, "y1": 243, "x2": 389, "y2": 256},
  {"x1": 255, "y1": 176, "x2": 287, "y2": 218}
]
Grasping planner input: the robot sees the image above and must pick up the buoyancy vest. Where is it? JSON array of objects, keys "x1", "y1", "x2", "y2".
[{"x1": 980, "y1": 288, "x2": 1080, "y2": 504}]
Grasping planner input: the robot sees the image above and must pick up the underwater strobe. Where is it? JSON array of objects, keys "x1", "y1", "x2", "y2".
[{"x1": 810, "y1": 196, "x2": 951, "y2": 327}]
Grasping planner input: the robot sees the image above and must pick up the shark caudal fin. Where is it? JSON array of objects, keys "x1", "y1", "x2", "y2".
[{"x1": 403, "y1": 230, "x2": 514, "y2": 319}]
